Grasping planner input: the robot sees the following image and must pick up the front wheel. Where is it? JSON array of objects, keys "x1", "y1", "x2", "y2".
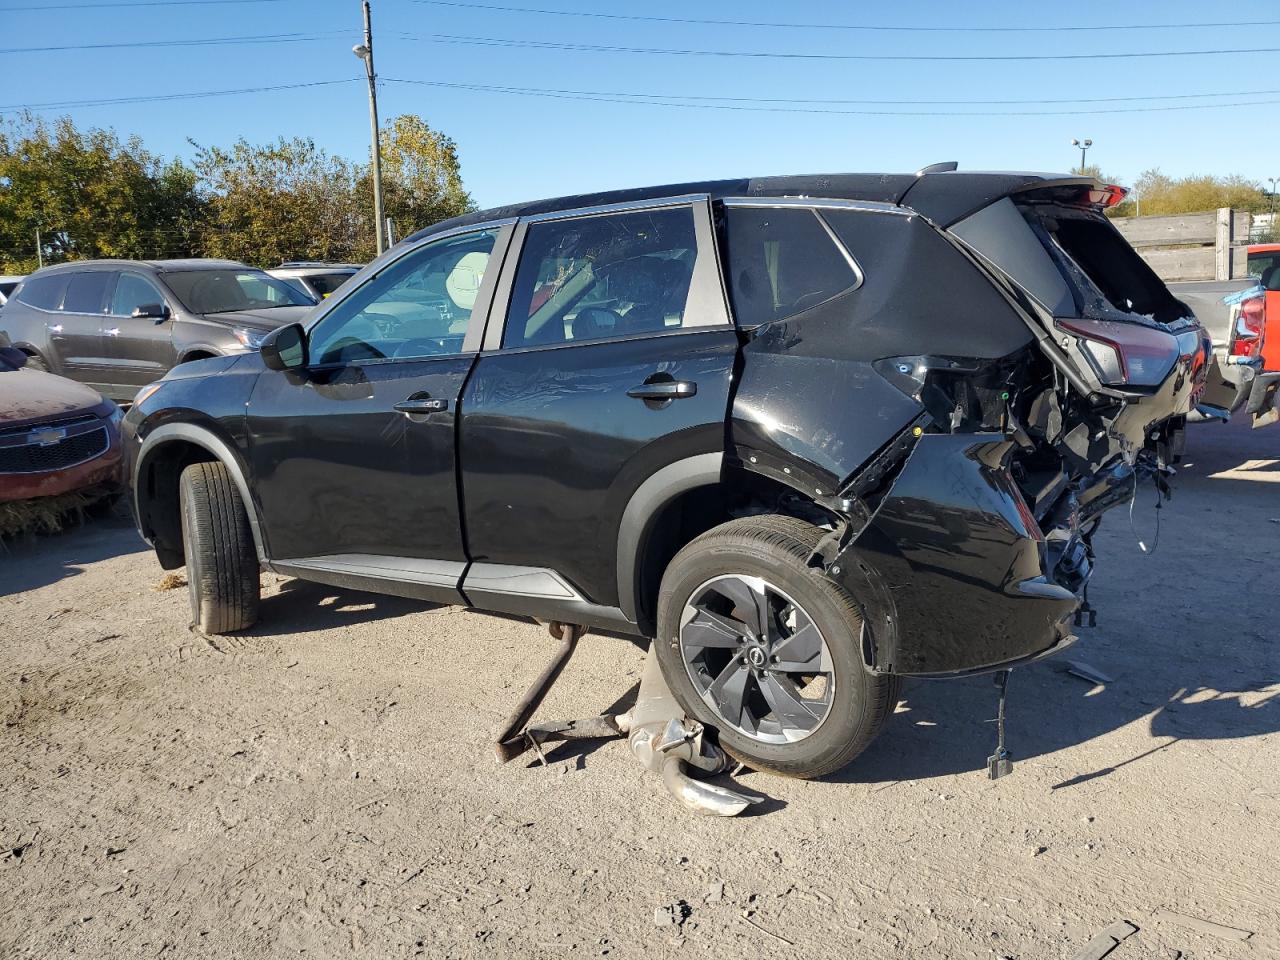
[
  {"x1": 179, "y1": 461, "x2": 260, "y2": 634},
  {"x1": 655, "y1": 515, "x2": 894, "y2": 779}
]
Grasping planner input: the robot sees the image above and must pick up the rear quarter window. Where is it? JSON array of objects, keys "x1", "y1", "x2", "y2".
[{"x1": 721, "y1": 206, "x2": 859, "y2": 327}]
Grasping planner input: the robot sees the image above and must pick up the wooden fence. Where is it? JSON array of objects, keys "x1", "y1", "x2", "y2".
[{"x1": 1111, "y1": 209, "x2": 1252, "y2": 282}]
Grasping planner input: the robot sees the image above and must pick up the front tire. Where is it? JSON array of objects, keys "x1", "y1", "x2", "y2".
[
  {"x1": 655, "y1": 515, "x2": 893, "y2": 779},
  {"x1": 179, "y1": 461, "x2": 260, "y2": 634}
]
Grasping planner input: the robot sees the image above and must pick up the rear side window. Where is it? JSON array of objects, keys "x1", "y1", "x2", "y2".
[
  {"x1": 1248, "y1": 252, "x2": 1279, "y2": 287},
  {"x1": 721, "y1": 207, "x2": 859, "y2": 328},
  {"x1": 504, "y1": 206, "x2": 699, "y2": 349},
  {"x1": 16, "y1": 273, "x2": 70, "y2": 311},
  {"x1": 63, "y1": 272, "x2": 111, "y2": 314}
]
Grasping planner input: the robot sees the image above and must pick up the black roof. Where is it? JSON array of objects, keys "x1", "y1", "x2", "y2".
[{"x1": 405, "y1": 170, "x2": 1096, "y2": 245}]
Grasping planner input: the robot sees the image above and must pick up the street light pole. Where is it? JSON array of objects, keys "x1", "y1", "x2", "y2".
[
  {"x1": 1071, "y1": 138, "x2": 1093, "y2": 175},
  {"x1": 1269, "y1": 177, "x2": 1278, "y2": 223},
  {"x1": 354, "y1": 0, "x2": 386, "y2": 255}
]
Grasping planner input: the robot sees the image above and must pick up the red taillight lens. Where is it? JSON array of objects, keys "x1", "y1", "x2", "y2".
[
  {"x1": 1055, "y1": 318, "x2": 1181, "y2": 388},
  {"x1": 1085, "y1": 184, "x2": 1128, "y2": 208},
  {"x1": 1230, "y1": 296, "x2": 1265, "y2": 359}
]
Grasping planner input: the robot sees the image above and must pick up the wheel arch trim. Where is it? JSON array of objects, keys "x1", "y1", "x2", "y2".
[
  {"x1": 134, "y1": 422, "x2": 268, "y2": 563},
  {"x1": 615, "y1": 452, "x2": 724, "y2": 624}
]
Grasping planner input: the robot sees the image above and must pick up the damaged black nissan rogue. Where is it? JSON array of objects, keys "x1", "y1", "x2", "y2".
[{"x1": 122, "y1": 167, "x2": 1211, "y2": 779}]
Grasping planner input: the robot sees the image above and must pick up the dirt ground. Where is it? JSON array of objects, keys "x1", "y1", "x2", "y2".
[{"x1": 1, "y1": 419, "x2": 1276, "y2": 960}]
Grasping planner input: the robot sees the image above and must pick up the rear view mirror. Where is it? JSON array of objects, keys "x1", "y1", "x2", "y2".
[
  {"x1": 260, "y1": 323, "x2": 308, "y2": 371},
  {"x1": 132, "y1": 303, "x2": 171, "y2": 322}
]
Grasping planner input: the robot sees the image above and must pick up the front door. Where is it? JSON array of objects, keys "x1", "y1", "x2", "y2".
[
  {"x1": 101, "y1": 271, "x2": 178, "y2": 399},
  {"x1": 460, "y1": 198, "x2": 739, "y2": 612},
  {"x1": 245, "y1": 225, "x2": 512, "y2": 602}
]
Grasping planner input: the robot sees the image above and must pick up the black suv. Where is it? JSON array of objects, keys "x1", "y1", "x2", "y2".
[{"x1": 123, "y1": 169, "x2": 1210, "y2": 778}]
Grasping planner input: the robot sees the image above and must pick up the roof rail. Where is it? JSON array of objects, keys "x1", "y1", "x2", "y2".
[{"x1": 914, "y1": 161, "x2": 959, "y2": 177}]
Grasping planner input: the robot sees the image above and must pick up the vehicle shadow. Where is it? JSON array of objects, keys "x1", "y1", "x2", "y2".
[
  {"x1": 828, "y1": 416, "x2": 1280, "y2": 787},
  {"x1": 246, "y1": 577, "x2": 440, "y2": 636},
  {"x1": 0, "y1": 501, "x2": 147, "y2": 597}
]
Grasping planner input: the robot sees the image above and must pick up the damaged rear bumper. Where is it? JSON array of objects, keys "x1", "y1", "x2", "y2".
[{"x1": 826, "y1": 433, "x2": 1086, "y2": 677}]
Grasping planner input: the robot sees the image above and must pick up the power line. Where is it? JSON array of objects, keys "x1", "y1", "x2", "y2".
[
  {"x1": 0, "y1": 29, "x2": 346, "y2": 54},
  {"x1": 0, "y1": 78, "x2": 358, "y2": 111},
  {"x1": 411, "y1": 1, "x2": 1280, "y2": 34},
  {"x1": 406, "y1": 33, "x2": 1280, "y2": 62},
  {"x1": 0, "y1": 0, "x2": 290, "y2": 9},
  {"x1": 386, "y1": 79, "x2": 1280, "y2": 108},
  {"x1": 382, "y1": 77, "x2": 1280, "y2": 116}
]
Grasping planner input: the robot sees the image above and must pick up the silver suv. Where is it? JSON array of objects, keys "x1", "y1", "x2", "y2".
[{"x1": 2, "y1": 258, "x2": 317, "y2": 402}]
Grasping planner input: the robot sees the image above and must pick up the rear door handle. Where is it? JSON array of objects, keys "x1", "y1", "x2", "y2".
[
  {"x1": 626, "y1": 380, "x2": 697, "y2": 401},
  {"x1": 394, "y1": 397, "x2": 449, "y2": 414}
]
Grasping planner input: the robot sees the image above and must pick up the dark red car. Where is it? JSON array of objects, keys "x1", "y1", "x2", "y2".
[{"x1": 0, "y1": 338, "x2": 124, "y2": 505}]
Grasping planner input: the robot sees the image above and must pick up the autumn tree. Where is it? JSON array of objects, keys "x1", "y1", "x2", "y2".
[{"x1": 367, "y1": 114, "x2": 474, "y2": 250}]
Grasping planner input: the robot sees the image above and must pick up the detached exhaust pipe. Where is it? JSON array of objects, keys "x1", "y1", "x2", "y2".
[
  {"x1": 491, "y1": 623, "x2": 762, "y2": 817},
  {"x1": 618, "y1": 650, "x2": 760, "y2": 817}
]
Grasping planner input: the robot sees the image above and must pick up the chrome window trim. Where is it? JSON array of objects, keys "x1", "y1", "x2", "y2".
[
  {"x1": 721, "y1": 196, "x2": 911, "y2": 217},
  {"x1": 520, "y1": 193, "x2": 712, "y2": 224},
  {"x1": 813, "y1": 211, "x2": 866, "y2": 292},
  {"x1": 303, "y1": 217, "x2": 519, "y2": 335}
]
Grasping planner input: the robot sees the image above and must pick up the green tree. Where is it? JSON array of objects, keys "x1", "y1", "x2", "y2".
[
  {"x1": 191, "y1": 136, "x2": 364, "y2": 267},
  {"x1": 1123, "y1": 169, "x2": 1269, "y2": 217},
  {"x1": 369, "y1": 114, "x2": 475, "y2": 251},
  {"x1": 0, "y1": 115, "x2": 204, "y2": 273}
]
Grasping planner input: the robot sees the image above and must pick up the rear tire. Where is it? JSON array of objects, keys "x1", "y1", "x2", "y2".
[
  {"x1": 179, "y1": 461, "x2": 260, "y2": 634},
  {"x1": 655, "y1": 514, "x2": 893, "y2": 779}
]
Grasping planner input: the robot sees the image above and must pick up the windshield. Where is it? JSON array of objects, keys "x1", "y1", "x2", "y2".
[{"x1": 163, "y1": 269, "x2": 316, "y2": 314}]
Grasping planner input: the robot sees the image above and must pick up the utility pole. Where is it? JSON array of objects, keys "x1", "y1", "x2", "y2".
[
  {"x1": 35, "y1": 226, "x2": 43, "y2": 269},
  {"x1": 1269, "y1": 177, "x2": 1278, "y2": 224},
  {"x1": 1071, "y1": 138, "x2": 1092, "y2": 175},
  {"x1": 354, "y1": 0, "x2": 386, "y2": 255}
]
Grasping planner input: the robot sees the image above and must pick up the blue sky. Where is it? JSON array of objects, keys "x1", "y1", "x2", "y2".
[{"x1": 2, "y1": 0, "x2": 1279, "y2": 209}]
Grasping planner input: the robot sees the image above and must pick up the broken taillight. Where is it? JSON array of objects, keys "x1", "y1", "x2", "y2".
[
  {"x1": 1086, "y1": 184, "x2": 1128, "y2": 208},
  {"x1": 1229, "y1": 295, "x2": 1266, "y2": 360},
  {"x1": 1054, "y1": 318, "x2": 1183, "y2": 388}
]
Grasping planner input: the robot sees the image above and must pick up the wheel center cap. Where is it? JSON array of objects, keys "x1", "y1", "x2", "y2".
[{"x1": 746, "y1": 646, "x2": 767, "y2": 668}]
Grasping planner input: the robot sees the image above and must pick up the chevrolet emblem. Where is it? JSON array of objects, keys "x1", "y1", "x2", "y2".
[{"x1": 29, "y1": 427, "x2": 67, "y2": 447}]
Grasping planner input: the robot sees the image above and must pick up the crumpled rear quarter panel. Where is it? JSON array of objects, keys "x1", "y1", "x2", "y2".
[{"x1": 834, "y1": 433, "x2": 1078, "y2": 675}]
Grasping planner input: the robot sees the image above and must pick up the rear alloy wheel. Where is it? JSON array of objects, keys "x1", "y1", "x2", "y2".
[
  {"x1": 179, "y1": 461, "x2": 260, "y2": 634},
  {"x1": 656, "y1": 515, "x2": 894, "y2": 779},
  {"x1": 679, "y1": 575, "x2": 835, "y2": 744}
]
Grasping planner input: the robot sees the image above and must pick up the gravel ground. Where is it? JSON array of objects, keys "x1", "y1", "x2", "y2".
[{"x1": 1, "y1": 418, "x2": 1277, "y2": 959}]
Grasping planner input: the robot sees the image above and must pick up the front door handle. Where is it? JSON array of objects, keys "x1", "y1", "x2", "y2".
[
  {"x1": 106, "y1": 327, "x2": 120, "y2": 337},
  {"x1": 394, "y1": 396, "x2": 449, "y2": 415},
  {"x1": 626, "y1": 380, "x2": 697, "y2": 401}
]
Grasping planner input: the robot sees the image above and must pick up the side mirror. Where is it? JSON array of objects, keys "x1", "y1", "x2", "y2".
[
  {"x1": 132, "y1": 303, "x2": 171, "y2": 323},
  {"x1": 260, "y1": 323, "x2": 308, "y2": 372}
]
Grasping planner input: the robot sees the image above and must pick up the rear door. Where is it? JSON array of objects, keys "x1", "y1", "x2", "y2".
[
  {"x1": 50, "y1": 271, "x2": 111, "y2": 384},
  {"x1": 102, "y1": 270, "x2": 179, "y2": 396},
  {"x1": 459, "y1": 196, "x2": 738, "y2": 614}
]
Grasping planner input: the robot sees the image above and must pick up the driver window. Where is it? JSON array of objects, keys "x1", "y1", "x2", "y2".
[
  {"x1": 308, "y1": 229, "x2": 498, "y2": 365},
  {"x1": 503, "y1": 207, "x2": 698, "y2": 349}
]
